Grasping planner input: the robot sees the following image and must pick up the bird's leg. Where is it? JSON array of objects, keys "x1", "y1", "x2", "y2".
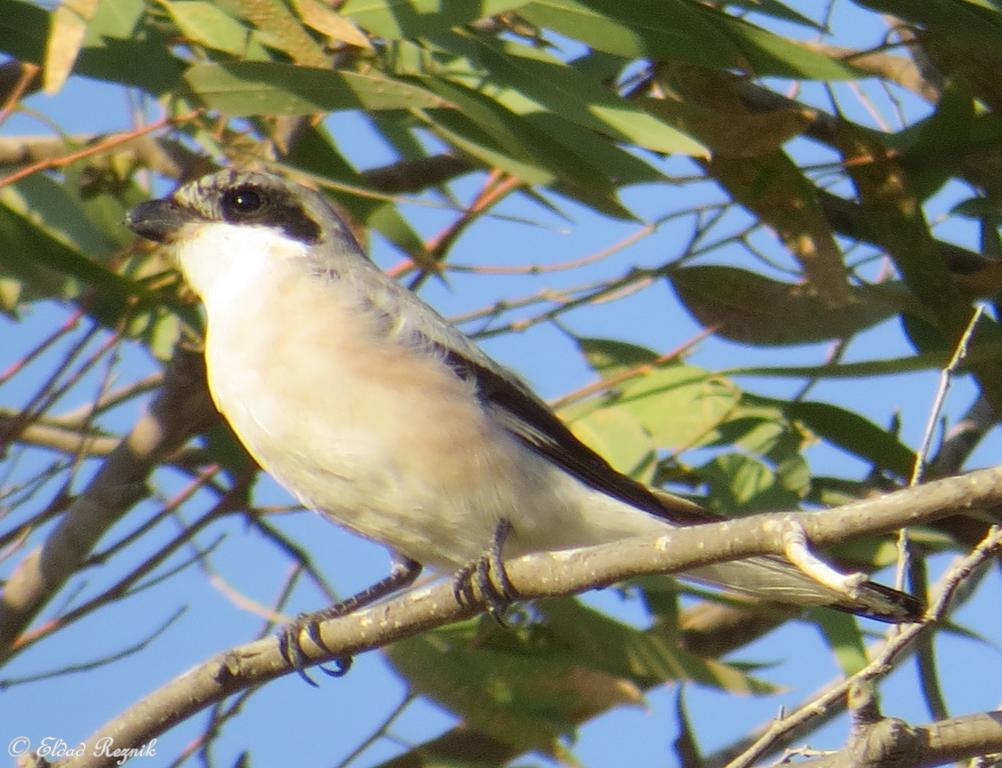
[
  {"x1": 279, "y1": 554, "x2": 422, "y2": 685},
  {"x1": 452, "y1": 518, "x2": 518, "y2": 622}
]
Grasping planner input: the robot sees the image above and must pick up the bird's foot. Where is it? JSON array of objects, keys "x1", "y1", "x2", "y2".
[
  {"x1": 279, "y1": 555, "x2": 422, "y2": 685},
  {"x1": 452, "y1": 519, "x2": 519, "y2": 623},
  {"x1": 278, "y1": 610, "x2": 354, "y2": 686}
]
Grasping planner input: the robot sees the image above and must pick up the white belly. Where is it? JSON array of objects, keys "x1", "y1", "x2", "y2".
[{"x1": 200, "y1": 260, "x2": 668, "y2": 571}]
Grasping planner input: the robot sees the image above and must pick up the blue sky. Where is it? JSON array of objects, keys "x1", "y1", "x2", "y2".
[{"x1": 3, "y1": 5, "x2": 1002, "y2": 767}]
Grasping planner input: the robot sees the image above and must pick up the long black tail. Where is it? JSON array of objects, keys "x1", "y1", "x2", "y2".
[{"x1": 833, "y1": 579, "x2": 924, "y2": 623}]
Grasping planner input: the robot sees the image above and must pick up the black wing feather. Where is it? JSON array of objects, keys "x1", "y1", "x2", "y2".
[
  {"x1": 429, "y1": 339, "x2": 924, "y2": 623},
  {"x1": 435, "y1": 345, "x2": 710, "y2": 526}
]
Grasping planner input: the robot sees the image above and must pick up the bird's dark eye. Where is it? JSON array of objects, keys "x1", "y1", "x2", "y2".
[{"x1": 221, "y1": 186, "x2": 266, "y2": 219}]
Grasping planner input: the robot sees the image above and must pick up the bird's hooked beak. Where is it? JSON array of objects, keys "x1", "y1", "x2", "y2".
[{"x1": 125, "y1": 198, "x2": 190, "y2": 243}]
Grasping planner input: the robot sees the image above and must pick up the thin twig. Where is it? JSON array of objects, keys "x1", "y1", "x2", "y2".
[
  {"x1": 898, "y1": 304, "x2": 984, "y2": 591},
  {"x1": 0, "y1": 607, "x2": 186, "y2": 689},
  {"x1": 910, "y1": 305, "x2": 985, "y2": 487},
  {"x1": 0, "y1": 109, "x2": 203, "y2": 188},
  {"x1": 723, "y1": 524, "x2": 1002, "y2": 768},
  {"x1": 337, "y1": 693, "x2": 417, "y2": 768}
]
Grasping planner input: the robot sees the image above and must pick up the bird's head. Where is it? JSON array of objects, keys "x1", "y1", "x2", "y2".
[{"x1": 125, "y1": 169, "x2": 365, "y2": 304}]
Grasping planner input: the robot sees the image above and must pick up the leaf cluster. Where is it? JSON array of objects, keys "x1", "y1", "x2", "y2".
[{"x1": 1, "y1": 1, "x2": 1002, "y2": 766}]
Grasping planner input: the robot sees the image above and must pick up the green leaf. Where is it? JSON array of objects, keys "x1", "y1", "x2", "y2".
[
  {"x1": 226, "y1": 0, "x2": 329, "y2": 66},
  {"x1": 165, "y1": 1, "x2": 253, "y2": 56},
  {"x1": 890, "y1": 81, "x2": 979, "y2": 199},
  {"x1": 432, "y1": 30, "x2": 706, "y2": 155},
  {"x1": 537, "y1": 600, "x2": 778, "y2": 694},
  {"x1": 520, "y1": 0, "x2": 861, "y2": 79},
  {"x1": 568, "y1": 48, "x2": 630, "y2": 82},
  {"x1": 63, "y1": 165, "x2": 147, "y2": 250},
  {"x1": 78, "y1": 0, "x2": 183, "y2": 92},
  {"x1": 575, "y1": 337, "x2": 660, "y2": 376},
  {"x1": 705, "y1": 151, "x2": 848, "y2": 299},
  {"x1": 200, "y1": 416, "x2": 259, "y2": 480},
  {"x1": 0, "y1": 0, "x2": 182, "y2": 93},
  {"x1": 0, "y1": 0, "x2": 48, "y2": 62},
  {"x1": 619, "y1": 369, "x2": 739, "y2": 449},
  {"x1": 722, "y1": 0, "x2": 822, "y2": 29},
  {"x1": 857, "y1": 0, "x2": 1002, "y2": 55},
  {"x1": 417, "y1": 110, "x2": 554, "y2": 186},
  {"x1": 145, "y1": 310, "x2": 183, "y2": 361},
  {"x1": 642, "y1": 92, "x2": 812, "y2": 158},
  {"x1": 519, "y1": 0, "x2": 745, "y2": 69},
  {"x1": 368, "y1": 111, "x2": 427, "y2": 160},
  {"x1": 724, "y1": 350, "x2": 959, "y2": 379},
  {"x1": 701, "y1": 453, "x2": 799, "y2": 513},
  {"x1": 714, "y1": 12, "x2": 864, "y2": 80},
  {"x1": 830, "y1": 536, "x2": 905, "y2": 570},
  {"x1": 184, "y1": 61, "x2": 447, "y2": 115},
  {"x1": 785, "y1": 400, "x2": 916, "y2": 478},
  {"x1": 708, "y1": 399, "x2": 801, "y2": 450},
  {"x1": 670, "y1": 266, "x2": 915, "y2": 346},
  {"x1": 707, "y1": 404, "x2": 811, "y2": 499},
  {"x1": 566, "y1": 343, "x2": 740, "y2": 450},
  {"x1": 953, "y1": 196, "x2": 1002, "y2": 219},
  {"x1": 413, "y1": 80, "x2": 636, "y2": 217},
  {"x1": 390, "y1": 42, "x2": 668, "y2": 194},
  {"x1": 387, "y1": 619, "x2": 631, "y2": 749},
  {"x1": 81, "y1": 0, "x2": 145, "y2": 39},
  {"x1": 4, "y1": 173, "x2": 118, "y2": 259},
  {"x1": 410, "y1": 90, "x2": 553, "y2": 186},
  {"x1": 891, "y1": 80, "x2": 976, "y2": 156},
  {"x1": 569, "y1": 406, "x2": 656, "y2": 481},
  {"x1": 343, "y1": 0, "x2": 530, "y2": 37},
  {"x1": 811, "y1": 609, "x2": 867, "y2": 676},
  {"x1": 388, "y1": 599, "x2": 776, "y2": 749},
  {"x1": 424, "y1": 78, "x2": 649, "y2": 186},
  {"x1": 0, "y1": 198, "x2": 147, "y2": 323},
  {"x1": 289, "y1": 0, "x2": 373, "y2": 49}
]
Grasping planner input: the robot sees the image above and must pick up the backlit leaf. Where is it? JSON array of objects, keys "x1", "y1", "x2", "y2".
[
  {"x1": 670, "y1": 266, "x2": 914, "y2": 346},
  {"x1": 184, "y1": 61, "x2": 447, "y2": 114}
]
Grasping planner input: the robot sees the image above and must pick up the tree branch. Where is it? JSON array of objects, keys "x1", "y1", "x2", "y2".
[
  {"x1": 0, "y1": 348, "x2": 215, "y2": 660},
  {"x1": 800, "y1": 711, "x2": 1002, "y2": 768},
  {"x1": 53, "y1": 466, "x2": 1002, "y2": 768},
  {"x1": 718, "y1": 524, "x2": 1002, "y2": 768}
]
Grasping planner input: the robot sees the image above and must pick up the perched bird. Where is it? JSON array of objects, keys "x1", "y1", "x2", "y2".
[{"x1": 126, "y1": 170, "x2": 920, "y2": 671}]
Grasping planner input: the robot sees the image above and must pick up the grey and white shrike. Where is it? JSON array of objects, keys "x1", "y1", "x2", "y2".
[{"x1": 126, "y1": 169, "x2": 920, "y2": 673}]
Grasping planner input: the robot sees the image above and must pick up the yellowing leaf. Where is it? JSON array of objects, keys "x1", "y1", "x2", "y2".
[
  {"x1": 230, "y1": 0, "x2": 328, "y2": 66},
  {"x1": 289, "y1": 0, "x2": 371, "y2": 48},
  {"x1": 45, "y1": 0, "x2": 100, "y2": 93},
  {"x1": 706, "y1": 151, "x2": 850, "y2": 304}
]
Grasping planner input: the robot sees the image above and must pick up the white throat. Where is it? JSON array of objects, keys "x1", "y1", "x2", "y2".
[{"x1": 172, "y1": 222, "x2": 310, "y2": 314}]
